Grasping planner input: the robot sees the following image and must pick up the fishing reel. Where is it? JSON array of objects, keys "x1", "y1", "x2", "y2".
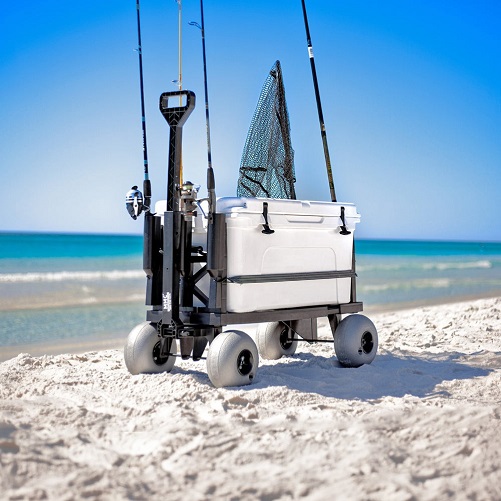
[
  {"x1": 125, "y1": 185, "x2": 145, "y2": 220},
  {"x1": 180, "y1": 181, "x2": 200, "y2": 221}
]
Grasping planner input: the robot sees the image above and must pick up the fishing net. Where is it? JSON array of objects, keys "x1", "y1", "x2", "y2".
[{"x1": 237, "y1": 60, "x2": 296, "y2": 199}]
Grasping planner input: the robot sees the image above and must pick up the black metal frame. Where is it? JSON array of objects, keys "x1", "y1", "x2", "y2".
[{"x1": 143, "y1": 90, "x2": 363, "y2": 359}]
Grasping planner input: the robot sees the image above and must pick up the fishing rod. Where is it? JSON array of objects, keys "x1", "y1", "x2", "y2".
[
  {"x1": 136, "y1": 0, "x2": 151, "y2": 208},
  {"x1": 189, "y1": 0, "x2": 216, "y2": 221},
  {"x1": 176, "y1": 0, "x2": 184, "y2": 184},
  {"x1": 126, "y1": 0, "x2": 151, "y2": 219},
  {"x1": 177, "y1": 0, "x2": 183, "y2": 96},
  {"x1": 300, "y1": 0, "x2": 337, "y2": 202}
]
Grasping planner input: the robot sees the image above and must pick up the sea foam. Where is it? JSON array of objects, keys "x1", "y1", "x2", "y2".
[{"x1": 0, "y1": 270, "x2": 144, "y2": 283}]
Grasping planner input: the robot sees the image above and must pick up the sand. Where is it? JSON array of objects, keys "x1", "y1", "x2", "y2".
[{"x1": 1, "y1": 297, "x2": 500, "y2": 500}]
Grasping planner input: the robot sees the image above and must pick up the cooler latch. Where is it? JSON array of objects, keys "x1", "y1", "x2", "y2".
[
  {"x1": 339, "y1": 206, "x2": 351, "y2": 235},
  {"x1": 261, "y1": 202, "x2": 275, "y2": 235}
]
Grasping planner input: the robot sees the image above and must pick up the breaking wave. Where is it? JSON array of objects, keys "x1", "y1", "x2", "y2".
[
  {"x1": 0, "y1": 270, "x2": 144, "y2": 283},
  {"x1": 360, "y1": 279, "x2": 452, "y2": 293},
  {"x1": 357, "y1": 260, "x2": 493, "y2": 272},
  {"x1": 422, "y1": 260, "x2": 492, "y2": 271}
]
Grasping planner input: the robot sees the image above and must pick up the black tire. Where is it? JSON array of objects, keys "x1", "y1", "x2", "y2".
[
  {"x1": 334, "y1": 315, "x2": 378, "y2": 367},
  {"x1": 256, "y1": 322, "x2": 298, "y2": 360},
  {"x1": 206, "y1": 330, "x2": 259, "y2": 388},
  {"x1": 124, "y1": 322, "x2": 176, "y2": 375}
]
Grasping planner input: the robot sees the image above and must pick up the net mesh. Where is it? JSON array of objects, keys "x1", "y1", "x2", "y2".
[{"x1": 237, "y1": 60, "x2": 296, "y2": 199}]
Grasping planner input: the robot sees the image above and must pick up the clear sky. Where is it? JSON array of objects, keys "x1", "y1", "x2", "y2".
[{"x1": 1, "y1": 0, "x2": 500, "y2": 241}]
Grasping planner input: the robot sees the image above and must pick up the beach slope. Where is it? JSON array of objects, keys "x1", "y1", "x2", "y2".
[{"x1": 1, "y1": 297, "x2": 500, "y2": 500}]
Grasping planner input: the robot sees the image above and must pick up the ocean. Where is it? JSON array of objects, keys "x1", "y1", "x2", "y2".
[{"x1": 1, "y1": 232, "x2": 501, "y2": 349}]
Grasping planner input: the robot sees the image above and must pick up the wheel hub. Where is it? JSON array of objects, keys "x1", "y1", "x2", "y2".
[
  {"x1": 279, "y1": 326, "x2": 293, "y2": 350},
  {"x1": 359, "y1": 331, "x2": 374, "y2": 355},
  {"x1": 152, "y1": 340, "x2": 170, "y2": 366},
  {"x1": 236, "y1": 349, "x2": 254, "y2": 376}
]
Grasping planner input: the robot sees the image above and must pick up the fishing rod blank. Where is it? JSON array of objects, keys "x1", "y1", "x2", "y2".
[
  {"x1": 126, "y1": 0, "x2": 150, "y2": 220},
  {"x1": 189, "y1": 0, "x2": 216, "y2": 219},
  {"x1": 136, "y1": 0, "x2": 151, "y2": 209},
  {"x1": 300, "y1": 0, "x2": 337, "y2": 202},
  {"x1": 176, "y1": 0, "x2": 184, "y2": 184},
  {"x1": 176, "y1": 0, "x2": 183, "y2": 96}
]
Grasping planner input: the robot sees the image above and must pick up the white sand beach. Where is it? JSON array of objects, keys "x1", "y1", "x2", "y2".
[{"x1": 1, "y1": 297, "x2": 500, "y2": 500}]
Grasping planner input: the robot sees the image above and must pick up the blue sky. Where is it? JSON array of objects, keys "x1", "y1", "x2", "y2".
[{"x1": 1, "y1": 0, "x2": 500, "y2": 241}]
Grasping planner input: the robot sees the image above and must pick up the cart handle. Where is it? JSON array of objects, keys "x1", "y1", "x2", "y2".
[{"x1": 159, "y1": 90, "x2": 196, "y2": 127}]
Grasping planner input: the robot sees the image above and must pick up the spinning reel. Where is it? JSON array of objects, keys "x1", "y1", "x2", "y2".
[{"x1": 125, "y1": 185, "x2": 145, "y2": 220}]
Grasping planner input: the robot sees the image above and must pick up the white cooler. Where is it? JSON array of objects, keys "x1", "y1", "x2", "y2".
[{"x1": 217, "y1": 197, "x2": 360, "y2": 313}]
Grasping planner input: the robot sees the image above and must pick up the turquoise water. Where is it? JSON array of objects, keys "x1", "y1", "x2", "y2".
[
  {"x1": 0, "y1": 233, "x2": 146, "y2": 348},
  {"x1": 355, "y1": 239, "x2": 501, "y2": 306},
  {"x1": 0, "y1": 232, "x2": 143, "y2": 260},
  {"x1": 1, "y1": 232, "x2": 501, "y2": 347}
]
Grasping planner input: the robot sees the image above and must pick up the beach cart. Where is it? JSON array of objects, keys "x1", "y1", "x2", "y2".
[{"x1": 123, "y1": 1, "x2": 378, "y2": 387}]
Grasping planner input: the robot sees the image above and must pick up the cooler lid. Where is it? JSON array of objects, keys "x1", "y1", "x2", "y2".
[{"x1": 216, "y1": 197, "x2": 360, "y2": 219}]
